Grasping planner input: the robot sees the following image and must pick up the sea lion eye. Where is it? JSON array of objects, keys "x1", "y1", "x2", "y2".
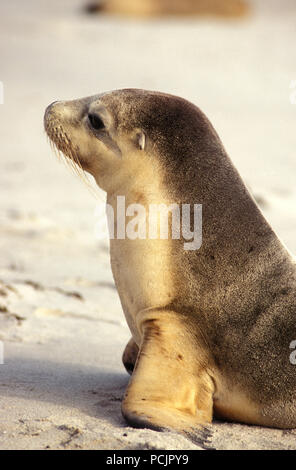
[{"x1": 88, "y1": 113, "x2": 105, "y2": 130}]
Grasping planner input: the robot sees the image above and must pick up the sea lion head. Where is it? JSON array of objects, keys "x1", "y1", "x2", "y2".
[{"x1": 44, "y1": 88, "x2": 222, "y2": 193}]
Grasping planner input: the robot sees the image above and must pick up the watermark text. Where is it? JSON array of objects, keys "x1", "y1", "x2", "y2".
[{"x1": 94, "y1": 196, "x2": 202, "y2": 251}]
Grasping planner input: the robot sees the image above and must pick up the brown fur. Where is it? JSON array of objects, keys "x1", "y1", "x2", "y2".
[{"x1": 86, "y1": 0, "x2": 249, "y2": 18}]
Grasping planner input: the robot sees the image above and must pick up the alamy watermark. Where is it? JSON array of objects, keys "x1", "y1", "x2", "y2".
[
  {"x1": 94, "y1": 196, "x2": 202, "y2": 250},
  {"x1": 289, "y1": 80, "x2": 296, "y2": 104}
]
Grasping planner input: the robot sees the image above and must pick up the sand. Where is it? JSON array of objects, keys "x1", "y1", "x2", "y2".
[{"x1": 0, "y1": 0, "x2": 296, "y2": 450}]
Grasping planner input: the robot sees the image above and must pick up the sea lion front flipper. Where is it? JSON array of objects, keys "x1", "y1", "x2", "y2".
[
  {"x1": 122, "y1": 337, "x2": 139, "y2": 375},
  {"x1": 121, "y1": 313, "x2": 215, "y2": 433}
]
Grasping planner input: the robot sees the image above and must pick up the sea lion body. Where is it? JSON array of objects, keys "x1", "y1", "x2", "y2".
[{"x1": 44, "y1": 89, "x2": 296, "y2": 433}]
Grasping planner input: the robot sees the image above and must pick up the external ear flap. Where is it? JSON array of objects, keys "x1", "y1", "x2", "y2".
[{"x1": 137, "y1": 131, "x2": 146, "y2": 151}]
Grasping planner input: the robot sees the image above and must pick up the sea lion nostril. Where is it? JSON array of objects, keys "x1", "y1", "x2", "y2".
[{"x1": 88, "y1": 112, "x2": 105, "y2": 130}]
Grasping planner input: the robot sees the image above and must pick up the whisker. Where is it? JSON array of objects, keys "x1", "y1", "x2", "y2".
[
  {"x1": 51, "y1": 140, "x2": 102, "y2": 201},
  {"x1": 45, "y1": 121, "x2": 104, "y2": 201}
]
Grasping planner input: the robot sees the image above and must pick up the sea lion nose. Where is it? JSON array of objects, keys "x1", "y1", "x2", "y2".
[
  {"x1": 44, "y1": 101, "x2": 59, "y2": 121},
  {"x1": 44, "y1": 101, "x2": 74, "y2": 126},
  {"x1": 47, "y1": 100, "x2": 58, "y2": 110},
  {"x1": 45, "y1": 100, "x2": 80, "y2": 122}
]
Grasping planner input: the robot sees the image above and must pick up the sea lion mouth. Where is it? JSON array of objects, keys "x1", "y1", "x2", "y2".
[{"x1": 44, "y1": 109, "x2": 90, "y2": 182}]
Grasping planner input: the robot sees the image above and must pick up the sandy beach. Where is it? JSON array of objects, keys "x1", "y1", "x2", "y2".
[{"x1": 0, "y1": 0, "x2": 296, "y2": 449}]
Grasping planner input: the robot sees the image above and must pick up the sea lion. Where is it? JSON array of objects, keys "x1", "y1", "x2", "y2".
[{"x1": 44, "y1": 89, "x2": 296, "y2": 434}]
